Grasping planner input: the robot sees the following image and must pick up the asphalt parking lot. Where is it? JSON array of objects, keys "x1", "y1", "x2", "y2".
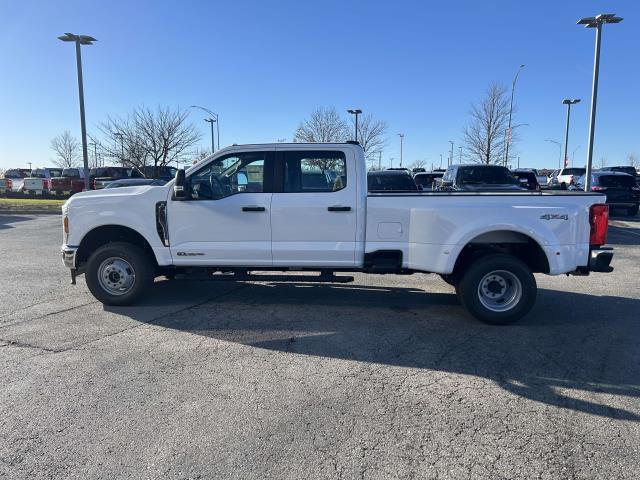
[{"x1": 0, "y1": 214, "x2": 639, "y2": 479}]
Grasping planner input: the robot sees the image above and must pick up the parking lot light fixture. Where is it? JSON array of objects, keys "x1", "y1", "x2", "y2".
[
  {"x1": 545, "y1": 139, "x2": 563, "y2": 169},
  {"x1": 347, "y1": 109, "x2": 362, "y2": 143},
  {"x1": 191, "y1": 105, "x2": 220, "y2": 152},
  {"x1": 577, "y1": 13, "x2": 623, "y2": 191},
  {"x1": 504, "y1": 64, "x2": 525, "y2": 166},
  {"x1": 204, "y1": 118, "x2": 216, "y2": 152},
  {"x1": 561, "y1": 99, "x2": 581, "y2": 169},
  {"x1": 398, "y1": 134, "x2": 405, "y2": 167},
  {"x1": 58, "y1": 33, "x2": 96, "y2": 191}
]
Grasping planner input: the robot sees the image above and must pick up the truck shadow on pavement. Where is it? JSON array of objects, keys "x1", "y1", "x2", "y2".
[
  {"x1": 0, "y1": 215, "x2": 35, "y2": 230},
  {"x1": 112, "y1": 279, "x2": 640, "y2": 422}
]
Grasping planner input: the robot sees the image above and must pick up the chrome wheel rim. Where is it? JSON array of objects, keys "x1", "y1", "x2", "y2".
[
  {"x1": 477, "y1": 270, "x2": 522, "y2": 312},
  {"x1": 98, "y1": 257, "x2": 136, "y2": 296}
]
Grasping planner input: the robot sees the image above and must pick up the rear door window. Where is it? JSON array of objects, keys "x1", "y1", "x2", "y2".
[
  {"x1": 282, "y1": 151, "x2": 347, "y2": 192},
  {"x1": 599, "y1": 175, "x2": 635, "y2": 188}
]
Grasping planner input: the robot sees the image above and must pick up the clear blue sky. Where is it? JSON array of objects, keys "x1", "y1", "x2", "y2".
[{"x1": 0, "y1": 0, "x2": 637, "y2": 170}]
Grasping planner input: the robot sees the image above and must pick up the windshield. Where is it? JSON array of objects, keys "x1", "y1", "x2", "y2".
[
  {"x1": 457, "y1": 167, "x2": 517, "y2": 185},
  {"x1": 563, "y1": 168, "x2": 585, "y2": 176},
  {"x1": 609, "y1": 166, "x2": 637, "y2": 176},
  {"x1": 62, "y1": 168, "x2": 80, "y2": 177}
]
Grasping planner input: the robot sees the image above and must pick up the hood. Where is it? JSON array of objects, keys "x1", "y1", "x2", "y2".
[{"x1": 63, "y1": 184, "x2": 169, "y2": 211}]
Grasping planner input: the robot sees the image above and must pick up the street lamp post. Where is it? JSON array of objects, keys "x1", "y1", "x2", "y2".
[
  {"x1": 58, "y1": 33, "x2": 96, "y2": 191},
  {"x1": 562, "y1": 99, "x2": 581, "y2": 169},
  {"x1": 114, "y1": 132, "x2": 125, "y2": 166},
  {"x1": 397, "y1": 134, "x2": 404, "y2": 167},
  {"x1": 572, "y1": 145, "x2": 581, "y2": 166},
  {"x1": 504, "y1": 64, "x2": 525, "y2": 166},
  {"x1": 89, "y1": 141, "x2": 98, "y2": 168},
  {"x1": 458, "y1": 146, "x2": 462, "y2": 163},
  {"x1": 448, "y1": 141, "x2": 454, "y2": 167},
  {"x1": 545, "y1": 139, "x2": 563, "y2": 169},
  {"x1": 204, "y1": 118, "x2": 216, "y2": 153},
  {"x1": 347, "y1": 109, "x2": 362, "y2": 142},
  {"x1": 577, "y1": 13, "x2": 623, "y2": 191},
  {"x1": 191, "y1": 105, "x2": 220, "y2": 152}
]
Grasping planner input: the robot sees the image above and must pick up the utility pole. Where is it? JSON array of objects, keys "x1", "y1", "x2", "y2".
[
  {"x1": 347, "y1": 109, "x2": 362, "y2": 142},
  {"x1": 439, "y1": 154, "x2": 443, "y2": 169},
  {"x1": 378, "y1": 151, "x2": 382, "y2": 170},
  {"x1": 397, "y1": 134, "x2": 404, "y2": 167},
  {"x1": 562, "y1": 99, "x2": 581, "y2": 169},
  {"x1": 458, "y1": 146, "x2": 462, "y2": 163},
  {"x1": 114, "y1": 132, "x2": 125, "y2": 167},
  {"x1": 577, "y1": 13, "x2": 623, "y2": 190},
  {"x1": 58, "y1": 33, "x2": 96, "y2": 191},
  {"x1": 390, "y1": 157, "x2": 394, "y2": 169},
  {"x1": 204, "y1": 118, "x2": 216, "y2": 152},
  {"x1": 504, "y1": 64, "x2": 525, "y2": 167},
  {"x1": 448, "y1": 141, "x2": 454, "y2": 167}
]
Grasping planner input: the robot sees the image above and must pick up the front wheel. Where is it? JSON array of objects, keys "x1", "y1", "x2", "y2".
[
  {"x1": 457, "y1": 254, "x2": 536, "y2": 325},
  {"x1": 85, "y1": 242, "x2": 153, "y2": 306}
]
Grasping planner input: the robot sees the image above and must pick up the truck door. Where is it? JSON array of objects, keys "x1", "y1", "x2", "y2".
[
  {"x1": 270, "y1": 148, "x2": 358, "y2": 267},
  {"x1": 168, "y1": 150, "x2": 274, "y2": 266}
]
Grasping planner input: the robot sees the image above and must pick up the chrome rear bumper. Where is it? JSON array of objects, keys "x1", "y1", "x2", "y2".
[
  {"x1": 61, "y1": 246, "x2": 78, "y2": 269},
  {"x1": 589, "y1": 247, "x2": 614, "y2": 273}
]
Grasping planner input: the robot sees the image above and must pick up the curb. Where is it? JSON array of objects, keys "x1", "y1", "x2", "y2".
[{"x1": 0, "y1": 209, "x2": 62, "y2": 216}]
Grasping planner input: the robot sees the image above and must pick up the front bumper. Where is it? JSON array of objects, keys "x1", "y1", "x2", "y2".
[{"x1": 61, "y1": 245, "x2": 78, "y2": 269}]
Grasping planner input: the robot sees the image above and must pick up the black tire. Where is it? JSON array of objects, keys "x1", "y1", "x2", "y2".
[
  {"x1": 457, "y1": 254, "x2": 536, "y2": 325},
  {"x1": 628, "y1": 205, "x2": 639, "y2": 217},
  {"x1": 85, "y1": 242, "x2": 153, "y2": 306}
]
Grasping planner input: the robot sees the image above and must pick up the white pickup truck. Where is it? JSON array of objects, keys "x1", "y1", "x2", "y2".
[{"x1": 61, "y1": 142, "x2": 613, "y2": 324}]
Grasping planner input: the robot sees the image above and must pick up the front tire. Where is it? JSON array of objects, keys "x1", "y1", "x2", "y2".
[
  {"x1": 458, "y1": 254, "x2": 536, "y2": 325},
  {"x1": 85, "y1": 242, "x2": 153, "y2": 306}
]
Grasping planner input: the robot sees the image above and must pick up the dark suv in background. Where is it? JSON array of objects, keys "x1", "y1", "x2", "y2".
[
  {"x1": 574, "y1": 171, "x2": 639, "y2": 216},
  {"x1": 438, "y1": 165, "x2": 526, "y2": 192}
]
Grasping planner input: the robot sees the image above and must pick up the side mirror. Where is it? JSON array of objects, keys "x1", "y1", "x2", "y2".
[{"x1": 173, "y1": 169, "x2": 187, "y2": 200}]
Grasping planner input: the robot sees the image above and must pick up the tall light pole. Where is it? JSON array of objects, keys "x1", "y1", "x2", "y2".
[
  {"x1": 347, "y1": 109, "x2": 362, "y2": 142},
  {"x1": 504, "y1": 64, "x2": 525, "y2": 166},
  {"x1": 439, "y1": 154, "x2": 443, "y2": 169},
  {"x1": 390, "y1": 157, "x2": 394, "y2": 169},
  {"x1": 458, "y1": 146, "x2": 462, "y2": 163},
  {"x1": 378, "y1": 151, "x2": 382, "y2": 170},
  {"x1": 572, "y1": 145, "x2": 581, "y2": 166},
  {"x1": 58, "y1": 33, "x2": 96, "y2": 191},
  {"x1": 448, "y1": 140, "x2": 454, "y2": 167},
  {"x1": 191, "y1": 105, "x2": 220, "y2": 152},
  {"x1": 89, "y1": 141, "x2": 98, "y2": 168},
  {"x1": 577, "y1": 13, "x2": 623, "y2": 190},
  {"x1": 114, "y1": 132, "x2": 125, "y2": 166},
  {"x1": 545, "y1": 139, "x2": 562, "y2": 169},
  {"x1": 562, "y1": 99, "x2": 581, "y2": 169},
  {"x1": 204, "y1": 118, "x2": 216, "y2": 152},
  {"x1": 397, "y1": 134, "x2": 404, "y2": 167}
]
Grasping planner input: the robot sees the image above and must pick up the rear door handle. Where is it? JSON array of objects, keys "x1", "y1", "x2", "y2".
[
  {"x1": 242, "y1": 206, "x2": 266, "y2": 212},
  {"x1": 327, "y1": 206, "x2": 351, "y2": 212}
]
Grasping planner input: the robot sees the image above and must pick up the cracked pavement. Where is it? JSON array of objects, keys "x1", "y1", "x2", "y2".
[{"x1": 0, "y1": 214, "x2": 639, "y2": 479}]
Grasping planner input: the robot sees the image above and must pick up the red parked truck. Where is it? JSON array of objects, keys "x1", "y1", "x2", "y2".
[{"x1": 50, "y1": 168, "x2": 86, "y2": 195}]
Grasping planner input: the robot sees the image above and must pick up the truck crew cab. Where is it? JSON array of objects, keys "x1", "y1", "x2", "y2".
[{"x1": 61, "y1": 143, "x2": 613, "y2": 324}]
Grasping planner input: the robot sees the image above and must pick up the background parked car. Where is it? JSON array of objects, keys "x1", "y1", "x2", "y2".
[
  {"x1": 104, "y1": 178, "x2": 166, "y2": 189},
  {"x1": 555, "y1": 167, "x2": 586, "y2": 189},
  {"x1": 50, "y1": 167, "x2": 86, "y2": 195},
  {"x1": 368, "y1": 170, "x2": 418, "y2": 191},
  {"x1": 413, "y1": 172, "x2": 444, "y2": 190},
  {"x1": 573, "y1": 171, "x2": 639, "y2": 216},
  {"x1": 438, "y1": 165, "x2": 526, "y2": 192},
  {"x1": 89, "y1": 166, "x2": 144, "y2": 189},
  {"x1": 139, "y1": 165, "x2": 178, "y2": 181},
  {"x1": 23, "y1": 167, "x2": 63, "y2": 195},
  {"x1": 598, "y1": 165, "x2": 637, "y2": 177},
  {"x1": 3, "y1": 168, "x2": 31, "y2": 193},
  {"x1": 511, "y1": 169, "x2": 541, "y2": 191}
]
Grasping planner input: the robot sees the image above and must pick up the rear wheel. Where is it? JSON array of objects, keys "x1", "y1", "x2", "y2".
[
  {"x1": 628, "y1": 205, "x2": 639, "y2": 217},
  {"x1": 85, "y1": 242, "x2": 153, "y2": 306},
  {"x1": 457, "y1": 254, "x2": 536, "y2": 325}
]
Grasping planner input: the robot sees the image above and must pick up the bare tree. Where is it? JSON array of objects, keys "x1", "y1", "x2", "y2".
[
  {"x1": 598, "y1": 157, "x2": 608, "y2": 169},
  {"x1": 626, "y1": 152, "x2": 639, "y2": 169},
  {"x1": 352, "y1": 113, "x2": 387, "y2": 160},
  {"x1": 410, "y1": 159, "x2": 427, "y2": 170},
  {"x1": 462, "y1": 82, "x2": 513, "y2": 164},
  {"x1": 99, "y1": 106, "x2": 201, "y2": 176},
  {"x1": 50, "y1": 131, "x2": 81, "y2": 168},
  {"x1": 192, "y1": 148, "x2": 211, "y2": 164},
  {"x1": 293, "y1": 106, "x2": 349, "y2": 143}
]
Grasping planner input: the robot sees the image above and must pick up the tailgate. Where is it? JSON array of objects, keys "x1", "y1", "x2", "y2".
[
  {"x1": 24, "y1": 178, "x2": 44, "y2": 190},
  {"x1": 51, "y1": 178, "x2": 72, "y2": 190}
]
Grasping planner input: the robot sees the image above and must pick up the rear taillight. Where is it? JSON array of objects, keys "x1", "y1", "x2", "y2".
[
  {"x1": 6, "y1": 179, "x2": 12, "y2": 189},
  {"x1": 591, "y1": 185, "x2": 604, "y2": 191},
  {"x1": 92, "y1": 179, "x2": 96, "y2": 189},
  {"x1": 589, "y1": 204, "x2": 609, "y2": 247},
  {"x1": 569, "y1": 175, "x2": 574, "y2": 184},
  {"x1": 43, "y1": 179, "x2": 50, "y2": 190}
]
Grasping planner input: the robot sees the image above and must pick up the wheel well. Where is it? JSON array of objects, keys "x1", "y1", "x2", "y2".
[
  {"x1": 76, "y1": 225, "x2": 156, "y2": 269},
  {"x1": 453, "y1": 230, "x2": 550, "y2": 277}
]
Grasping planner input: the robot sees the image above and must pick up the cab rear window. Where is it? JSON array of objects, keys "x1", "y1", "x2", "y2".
[{"x1": 599, "y1": 175, "x2": 635, "y2": 188}]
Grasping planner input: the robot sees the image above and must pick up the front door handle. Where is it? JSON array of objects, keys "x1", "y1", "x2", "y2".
[
  {"x1": 242, "y1": 206, "x2": 266, "y2": 212},
  {"x1": 327, "y1": 206, "x2": 351, "y2": 212}
]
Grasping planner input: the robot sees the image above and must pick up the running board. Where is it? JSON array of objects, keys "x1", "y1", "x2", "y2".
[{"x1": 170, "y1": 270, "x2": 355, "y2": 283}]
